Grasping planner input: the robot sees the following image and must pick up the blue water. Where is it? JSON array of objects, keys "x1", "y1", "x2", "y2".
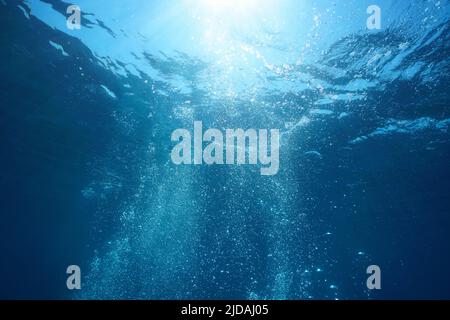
[{"x1": 0, "y1": 0, "x2": 449, "y2": 299}]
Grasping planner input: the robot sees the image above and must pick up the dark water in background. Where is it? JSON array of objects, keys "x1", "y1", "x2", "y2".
[{"x1": 0, "y1": 0, "x2": 449, "y2": 299}]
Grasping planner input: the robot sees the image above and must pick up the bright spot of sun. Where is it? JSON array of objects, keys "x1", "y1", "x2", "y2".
[
  {"x1": 202, "y1": 0, "x2": 258, "y2": 13},
  {"x1": 203, "y1": 0, "x2": 232, "y2": 9}
]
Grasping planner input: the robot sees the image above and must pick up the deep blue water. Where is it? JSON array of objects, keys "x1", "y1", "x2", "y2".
[{"x1": 0, "y1": 0, "x2": 449, "y2": 299}]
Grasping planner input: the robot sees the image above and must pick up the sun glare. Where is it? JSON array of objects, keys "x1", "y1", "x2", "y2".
[{"x1": 202, "y1": 0, "x2": 258, "y2": 13}]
